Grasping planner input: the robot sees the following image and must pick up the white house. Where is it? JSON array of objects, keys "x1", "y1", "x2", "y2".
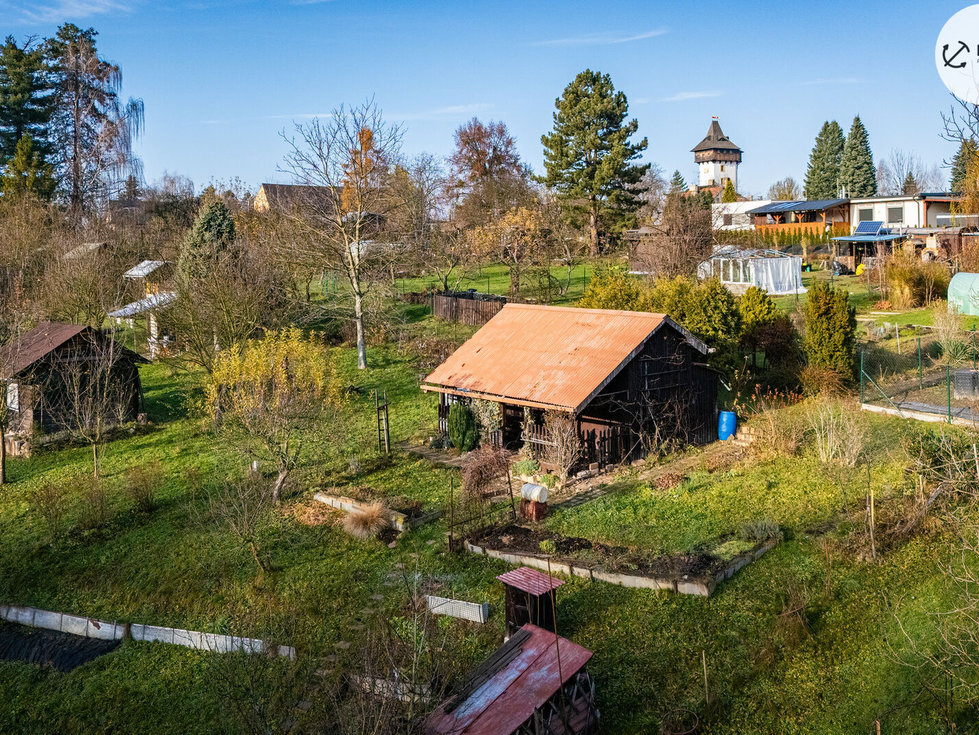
[
  {"x1": 848, "y1": 193, "x2": 957, "y2": 229},
  {"x1": 712, "y1": 200, "x2": 783, "y2": 230}
]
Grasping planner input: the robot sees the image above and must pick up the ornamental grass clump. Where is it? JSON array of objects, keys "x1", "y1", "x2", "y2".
[{"x1": 343, "y1": 502, "x2": 390, "y2": 540}]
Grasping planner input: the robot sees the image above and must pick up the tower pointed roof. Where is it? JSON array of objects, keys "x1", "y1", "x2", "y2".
[{"x1": 692, "y1": 119, "x2": 742, "y2": 154}]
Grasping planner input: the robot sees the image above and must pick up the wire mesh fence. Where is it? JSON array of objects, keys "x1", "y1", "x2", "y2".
[{"x1": 860, "y1": 322, "x2": 979, "y2": 425}]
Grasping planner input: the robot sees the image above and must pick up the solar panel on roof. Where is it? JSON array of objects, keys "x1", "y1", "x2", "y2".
[{"x1": 853, "y1": 220, "x2": 883, "y2": 235}]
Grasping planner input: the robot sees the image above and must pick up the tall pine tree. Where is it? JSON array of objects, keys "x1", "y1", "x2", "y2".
[
  {"x1": 838, "y1": 116, "x2": 876, "y2": 197},
  {"x1": 0, "y1": 36, "x2": 55, "y2": 166},
  {"x1": 951, "y1": 138, "x2": 977, "y2": 192},
  {"x1": 669, "y1": 170, "x2": 686, "y2": 194},
  {"x1": 0, "y1": 133, "x2": 55, "y2": 199},
  {"x1": 803, "y1": 121, "x2": 845, "y2": 200},
  {"x1": 177, "y1": 201, "x2": 237, "y2": 283},
  {"x1": 541, "y1": 69, "x2": 648, "y2": 255}
]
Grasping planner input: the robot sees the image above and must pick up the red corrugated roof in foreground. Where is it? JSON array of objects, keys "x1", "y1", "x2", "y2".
[
  {"x1": 497, "y1": 567, "x2": 564, "y2": 596},
  {"x1": 422, "y1": 304, "x2": 681, "y2": 413},
  {"x1": 423, "y1": 624, "x2": 592, "y2": 735}
]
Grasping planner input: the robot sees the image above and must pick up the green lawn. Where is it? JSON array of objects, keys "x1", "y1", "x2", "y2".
[{"x1": 0, "y1": 331, "x2": 975, "y2": 733}]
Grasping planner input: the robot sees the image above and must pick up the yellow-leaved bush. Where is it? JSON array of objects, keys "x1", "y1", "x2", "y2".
[{"x1": 206, "y1": 327, "x2": 345, "y2": 501}]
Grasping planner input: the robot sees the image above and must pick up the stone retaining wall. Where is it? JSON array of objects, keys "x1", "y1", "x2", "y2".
[
  {"x1": 0, "y1": 604, "x2": 295, "y2": 658},
  {"x1": 314, "y1": 492, "x2": 439, "y2": 532},
  {"x1": 465, "y1": 540, "x2": 775, "y2": 597}
]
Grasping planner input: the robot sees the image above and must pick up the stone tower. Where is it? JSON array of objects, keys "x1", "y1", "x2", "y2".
[{"x1": 692, "y1": 118, "x2": 742, "y2": 191}]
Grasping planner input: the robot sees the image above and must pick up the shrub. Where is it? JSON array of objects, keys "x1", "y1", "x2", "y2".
[
  {"x1": 933, "y1": 300, "x2": 968, "y2": 364},
  {"x1": 511, "y1": 458, "x2": 540, "y2": 477},
  {"x1": 647, "y1": 275, "x2": 696, "y2": 323},
  {"x1": 470, "y1": 399, "x2": 502, "y2": 443},
  {"x1": 539, "y1": 473, "x2": 558, "y2": 489},
  {"x1": 78, "y1": 475, "x2": 109, "y2": 530},
  {"x1": 577, "y1": 267, "x2": 653, "y2": 312},
  {"x1": 684, "y1": 278, "x2": 742, "y2": 375},
  {"x1": 799, "y1": 365, "x2": 847, "y2": 396},
  {"x1": 539, "y1": 539, "x2": 557, "y2": 554},
  {"x1": 807, "y1": 397, "x2": 866, "y2": 466},
  {"x1": 885, "y1": 254, "x2": 950, "y2": 309},
  {"x1": 739, "y1": 286, "x2": 780, "y2": 347},
  {"x1": 35, "y1": 483, "x2": 66, "y2": 539},
  {"x1": 461, "y1": 446, "x2": 511, "y2": 499},
  {"x1": 447, "y1": 403, "x2": 478, "y2": 452},
  {"x1": 803, "y1": 282, "x2": 856, "y2": 381},
  {"x1": 125, "y1": 460, "x2": 162, "y2": 513},
  {"x1": 738, "y1": 518, "x2": 783, "y2": 543},
  {"x1": 342, "y1": 502, "x2": 389, "y2": 539}
]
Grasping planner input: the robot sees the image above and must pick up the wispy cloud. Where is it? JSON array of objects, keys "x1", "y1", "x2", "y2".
[
  {"x1": 533, "y1": 28, "x2": 667, "y2": 47},
  {"x1": 798, "y1": 77, "x2": 864, "y2": 86},
  {"x1": 390, "y1": 103, "x2": 492, "y2": 121},
  {"x1": 658, "y1": 90, "x2": 722, "y2": 102},
  {"x1": 1, "y1": 0, "x2": 135, "y2": 23}
]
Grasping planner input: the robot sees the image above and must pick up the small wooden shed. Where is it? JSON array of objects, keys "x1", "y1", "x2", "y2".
[
  {"x1": 497, "y1": 567, "x2": 564, "y2": 638},
  {"x1": 0, "y1": 322, "x2": 147, "y2": 435},
  {"x1": 423, "y1": 623, "x2": 598, "y2": 735},
  {"x1": 422, "y1": 304, "x2": 719, "y2": 468}
]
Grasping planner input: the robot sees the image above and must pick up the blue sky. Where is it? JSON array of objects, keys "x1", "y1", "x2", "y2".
[{"x1": 1, "y1": 0, "x2": 971, "y2": 196}]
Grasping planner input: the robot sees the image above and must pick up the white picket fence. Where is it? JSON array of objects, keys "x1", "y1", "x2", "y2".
[{"x1": 0, "y1": 604, "x2": 296, "y2": 658}]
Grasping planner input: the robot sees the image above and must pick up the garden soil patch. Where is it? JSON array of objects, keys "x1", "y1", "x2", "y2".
[
  {"x1": 0, "y1": 622, "x2": 120, "y2": 672},
  {"x1": 474, "y1": 524, "x2": 720, "y2": 578}
]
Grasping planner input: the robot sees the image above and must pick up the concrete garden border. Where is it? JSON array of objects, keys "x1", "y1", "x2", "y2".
[
  {"x1": 464, "y1": 539, "x2": 776, "y2": 597},
  {"x1": 0, "y1": 604, "x2": 295, "y2": 658},
  {"x1": 314, "y1": 492, "x2": 440, "y2": 532}
]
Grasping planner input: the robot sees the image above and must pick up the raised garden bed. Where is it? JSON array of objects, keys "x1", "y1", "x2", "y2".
[
  {"x1": 313, "y1": 489, "x2": 440, "y2": 532},
  {"x1": 466, "y1": 524, "x2": 776, "y2": 597}
]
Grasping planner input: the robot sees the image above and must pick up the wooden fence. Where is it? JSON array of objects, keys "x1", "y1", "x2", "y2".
[{"x1": 433, "y1": 292, "x2": 506, "y2": 326}]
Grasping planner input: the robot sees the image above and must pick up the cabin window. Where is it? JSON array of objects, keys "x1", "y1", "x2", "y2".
[
  {"x1": 723, "y1": 214, "x2": 733, "y2": 226},
  {"x1": 887, "y1": 206, "x2": 903, "y2": 224},
  {"x1": 5, "y1": 381, "x2": 18, "y2": 412},
  {"x1": 858, "y1": 208, "x2": 873, "y2": 222}
]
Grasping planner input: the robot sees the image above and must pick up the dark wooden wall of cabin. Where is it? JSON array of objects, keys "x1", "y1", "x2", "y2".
[{"x1": 579, "y1": 325, "x2": 718, "y2": 455}]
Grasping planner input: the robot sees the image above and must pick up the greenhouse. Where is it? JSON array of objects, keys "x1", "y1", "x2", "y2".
[
  {"x1": 948, "y1": 272, "x2": 979, "y2": 316},
  {"x1": 698, "y1": 245, "x2": 806, "y2": 296}
]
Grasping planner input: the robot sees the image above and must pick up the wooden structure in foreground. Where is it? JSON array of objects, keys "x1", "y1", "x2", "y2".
[{"x1": 423, "y1": 623, "x2": 598, "y2": 735}]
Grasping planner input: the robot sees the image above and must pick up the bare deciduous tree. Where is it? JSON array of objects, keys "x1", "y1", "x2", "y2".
[
  {"x1": 876, "y1": 150, "x2": 943, "y2": 196},
  {"x1": 43, "y1": 327, "x2": 139, "y2": 477},
  {"x1": 767, "y1": 176, "x2": 801, "y2": 201},
  {"x1": 631, "y1": 195, "x2": 713, "y2": 278},
  {"x1": 279, "y1": 99, "x2": 403, "y2": 370}
]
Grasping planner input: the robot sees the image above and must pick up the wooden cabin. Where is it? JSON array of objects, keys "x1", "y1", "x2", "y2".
[
  {"x1": 0, "y1": 322, "x2": 147, "y2": 435},
  {"x1": 422, "y1": 304, "x2": 718, "y2": 469}
]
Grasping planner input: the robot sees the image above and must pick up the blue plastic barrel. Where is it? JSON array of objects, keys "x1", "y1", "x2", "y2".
[{"x1": 718, "y1": 411, "x2": 737, "y2": 441}]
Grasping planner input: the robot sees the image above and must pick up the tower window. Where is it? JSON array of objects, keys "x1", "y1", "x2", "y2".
[{"x1": 721, "y1": 165, "x2": 725, "y2": 172}]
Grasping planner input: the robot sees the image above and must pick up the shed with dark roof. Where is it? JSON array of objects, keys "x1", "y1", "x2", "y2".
[{"x1": 0, "y1": 322, "x2": 147, "y2": 435}]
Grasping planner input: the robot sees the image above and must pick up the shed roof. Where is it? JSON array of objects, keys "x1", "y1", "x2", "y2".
[
  {"x1": 123, "y1": 260, "x2": 167, "y2": 279},
  {"x1": 108, "y1": 291, "x2": 177, "y2": 318},
  {"x1": 423, "y1": 624, "x2": 593, "y2": 735},
  {"x1": 691, "y1": 119, "x2": 741, "y2": 153},
  {"x1": 497, "y1": 567, "x2": 564, "y2": 596},
  {"x1": 257, "y1": 183, "x2": 336, "y2": 210},
  {"x1": 0, "y1": 322, "x2": 147, "y2": 378},
  {"x1": 421, "y1": 304, "x2": 707, "y2": 413},
  {"x1": 747, "y1": 199, "x2": 848, "y2": 215},
  {"x1": 0, "y1": 322, "x2": 86, "y2": 376}
]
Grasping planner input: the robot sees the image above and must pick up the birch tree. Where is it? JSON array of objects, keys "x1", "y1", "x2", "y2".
[{"x1": 279, "y1": 100, "x2": 402, "y2": 370}]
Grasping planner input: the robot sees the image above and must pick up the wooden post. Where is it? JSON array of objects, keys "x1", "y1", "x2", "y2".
[
  {"x1": 867, "y1": 465, "x2": 877, "y2": 562},
  {"x1": 448, "y1": 476, "x2": 454, "y2": 551},
  {"x1": 702, "y1": 649, "x2": 710, "y2": 705}
]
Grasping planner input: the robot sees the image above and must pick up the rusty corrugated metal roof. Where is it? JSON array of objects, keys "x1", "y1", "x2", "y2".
[
  {"x1": 423, "y1": 623, "x2": 592, "y2": 735},
  {"x1": 497, "y1": 567, "x2": 564, "y2": 596},
  {"x1": 422, "y1": 304, "x2": 700, "y2": 413}
]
